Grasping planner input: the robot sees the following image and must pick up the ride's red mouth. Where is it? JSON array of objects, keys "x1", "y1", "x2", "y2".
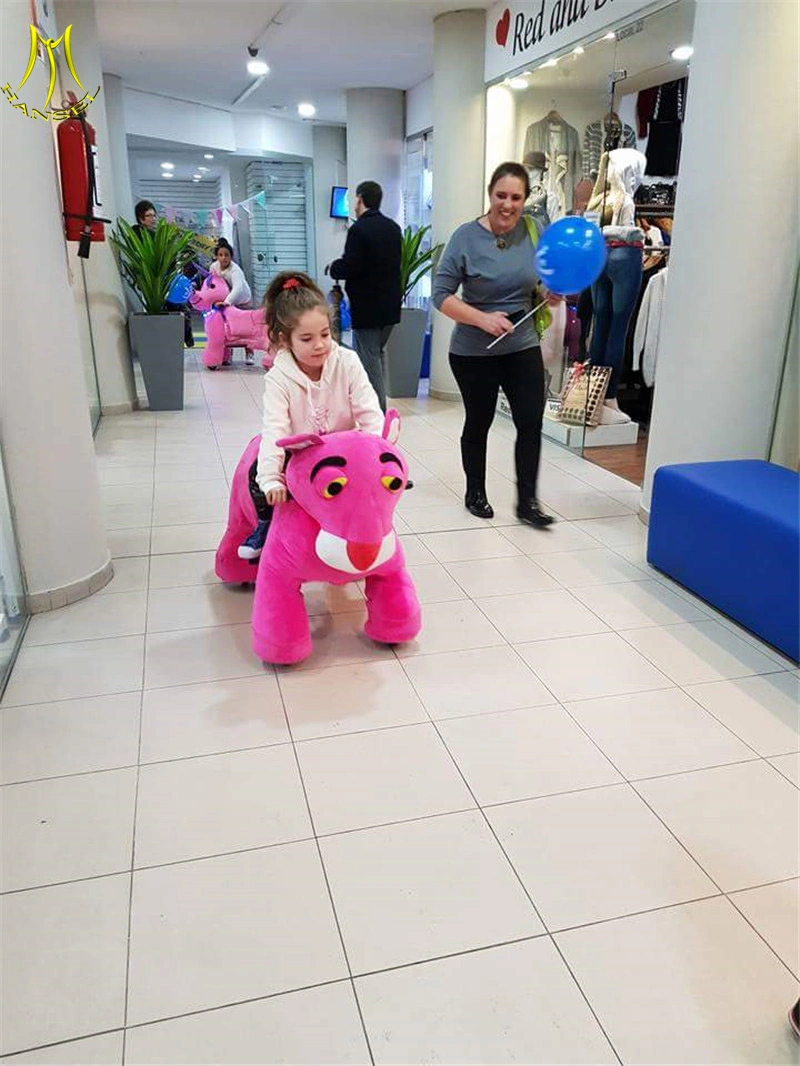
[{"x1": 346, "y1": 541, "x2": 381, "y2": 571}]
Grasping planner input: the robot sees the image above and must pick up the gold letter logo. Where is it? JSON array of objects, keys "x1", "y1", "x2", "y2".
[{"x1": 18, "y1": 24, "x2": 83, "y2": 110}]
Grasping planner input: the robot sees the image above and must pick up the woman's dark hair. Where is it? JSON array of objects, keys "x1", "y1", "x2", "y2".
[
  {"x1": 134, "y1": 199, "x2": 156, "y2": 223},
  {"x1": 263, "y1": 271, "x2": 328, "y2": 345},
  {"x1": 215, "y1": 238, "x2": 233, "y2": 256},
  {"x1": 488, "y1": 162, "x2": 531, "y2": 199}
]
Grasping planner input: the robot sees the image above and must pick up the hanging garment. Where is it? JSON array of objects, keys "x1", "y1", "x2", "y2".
[
  {"x1": 632, "y1": 266, "x2": 669, "y2": 386},
  {"x1": 583, "y1": 119, "x2": 637, "y2": 180},
  {"x1": 523, "y1": 115, "x2": 582, "y2": 216},
  {"x1": 645, "y1": 79, "x2": 688, "y2": 176}
]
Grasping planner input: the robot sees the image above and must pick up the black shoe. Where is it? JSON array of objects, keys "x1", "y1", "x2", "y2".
[
  {"x1": 465, "y1": 491, "x2": 494, "y2": 519},
  {"x1": 517, "y1": 500, "x2": 554, "y2": 527}
]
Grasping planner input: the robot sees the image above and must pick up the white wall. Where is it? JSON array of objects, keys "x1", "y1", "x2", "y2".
[
  {"x1": 406, "y1": 76, "x2": 433, "y2": 137},
  {"x1": 122, "y1": 89, "x2": 314, "y2": 159},
  {"x1": 312, "y1": 126, "x2": 348, "y2": 292},
  {"x1": 642, "y1": 0, "x2": 800, "y2": 509},
  {"x1": 1, "y1": 0, "x2": 111, "y2": 605},
  {"x1": 103, "y1": 74, "x2": 135, "y2": 222}
]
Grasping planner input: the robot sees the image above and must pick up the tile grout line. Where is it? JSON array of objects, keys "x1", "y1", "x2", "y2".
[
  {"x1": 394, "y1": 654, "x2": 625, "y2": 1066},
  {"x1": 273, "y1": 670, "x2": 376, "y2": 1066}
]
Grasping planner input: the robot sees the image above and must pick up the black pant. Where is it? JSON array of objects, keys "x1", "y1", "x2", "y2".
[
  {"x1": 449, "y1": 347, "x2": 544, "y2": 503},
  {"x1": 248, "y1": 460, "x2": 273, "y2": 524}
]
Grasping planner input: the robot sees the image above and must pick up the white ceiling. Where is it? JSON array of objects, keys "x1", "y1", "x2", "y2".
[{"x1": 98, "y1": 0, "x2": 490, "y2": 126}]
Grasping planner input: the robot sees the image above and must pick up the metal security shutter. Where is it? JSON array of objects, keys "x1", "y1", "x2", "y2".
[
  {"x1": 245, "y1": 161, "x2": 309, "y2": 303},
  {"x1": 138, "y1": 179, "x2": 222, "y2": 237}
]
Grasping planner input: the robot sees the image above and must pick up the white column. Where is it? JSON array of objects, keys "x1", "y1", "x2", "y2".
[
  {"x1": 1, "y1": 0, "x2": 112, "y2": 609},
  {"x1": 642, "y1": 0, "x2": 800, "y2": 510},
  {"x1": 103, "y1": 74, "x2": 134, "y2": 223},
  {"x1": 430, "y1": 9, "x2": 487, "y2": 400},
  {"x1": 345, "y1": 88, "x2": 404, "y2": 223},
  {"x1": 313, "y1": 125, "x2": 348, "y2": 291},
  {"x1": 55, "y1": 0, "x2": 137, "y2": 414}
]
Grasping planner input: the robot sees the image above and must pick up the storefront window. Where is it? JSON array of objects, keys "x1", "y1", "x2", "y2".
[
  {"x1": 0, "y1": 447, "x2": 28, "y2": 695},
  {"x1": 486, "y1": 0, "x2": 695, "y2": 479},
  {"x1": 404, "y1": 133, "x2": 434, "y2": 308}
]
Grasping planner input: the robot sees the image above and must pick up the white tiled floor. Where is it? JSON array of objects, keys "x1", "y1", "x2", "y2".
[{"x1": 2, "y1": 352, "x2": 798, "y2": 1064}]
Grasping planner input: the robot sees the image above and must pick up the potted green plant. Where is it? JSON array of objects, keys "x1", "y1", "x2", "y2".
[
  {"x1": 110, "y1": 218, "x2": 195, "y2": 411},
  {"x1": 385, "y1": 224, "x2": 443, "y2": 398}
]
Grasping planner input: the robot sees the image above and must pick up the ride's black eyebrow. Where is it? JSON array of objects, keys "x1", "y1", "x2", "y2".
[
  {"x1": 310, "y1": 455, "x2": 347, "y2": 480},
  {"x1": 380, "y1": 452, "x2": 403, "y2": 467}
]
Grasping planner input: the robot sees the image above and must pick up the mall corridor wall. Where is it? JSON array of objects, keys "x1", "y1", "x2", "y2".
[{"x1": 1, "y1": 1, "x2": 112, "y2": 607}]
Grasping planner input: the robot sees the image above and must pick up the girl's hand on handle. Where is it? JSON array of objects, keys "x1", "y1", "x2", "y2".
[
  {"x1": 265, "y1": 487, "x2": 288, "y2": 506},
  {"x1": 481, "y1": 311, "x2": 515, "y2": 337}
]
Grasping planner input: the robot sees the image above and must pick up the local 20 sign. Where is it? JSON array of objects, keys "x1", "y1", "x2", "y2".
[{"x1": 485, "y1": 0, "x2": 658, "y2": 81}]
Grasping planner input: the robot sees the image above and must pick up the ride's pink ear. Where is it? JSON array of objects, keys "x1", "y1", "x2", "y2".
[
  {"x1": 277, "y1": 432, "x2": 324, "y2": 452},
  {"x1": 382, "y1": 408, "x2": 401, "y2": 443}
]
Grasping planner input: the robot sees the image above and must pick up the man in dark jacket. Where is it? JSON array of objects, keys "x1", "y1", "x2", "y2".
[{"x1": 329, "y1": 180, "x2": 402, "y2": 410}]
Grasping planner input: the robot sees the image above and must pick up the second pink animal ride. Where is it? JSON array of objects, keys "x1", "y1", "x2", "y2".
[
  {"x1": 189, "y1": 273, "x2": 274, "y2": 370},
  {"x1": 216, "y1": 410, "x2": 421, "y2": 665}
]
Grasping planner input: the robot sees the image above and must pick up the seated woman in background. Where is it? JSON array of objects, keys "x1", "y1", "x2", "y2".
[{"x1": 210, "y1": 239, "x2": 255, "y2": 363}]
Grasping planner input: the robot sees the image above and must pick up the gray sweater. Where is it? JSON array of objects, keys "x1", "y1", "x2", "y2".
[{"x1": 432, "y1": 219, "x2": 540, "y2": 357}]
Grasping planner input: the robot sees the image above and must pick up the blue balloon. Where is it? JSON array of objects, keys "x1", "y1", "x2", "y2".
[
  {"x1": 166, "y1": 273, "x2": 193, "y2": 304},
  {"x1": 534, "y1": 217, "x2": 607, "y2": 295}
]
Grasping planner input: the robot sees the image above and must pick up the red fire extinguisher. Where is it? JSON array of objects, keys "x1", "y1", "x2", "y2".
[{"x1": 56, "y1": 108, "x2": 109, "y2": 258}]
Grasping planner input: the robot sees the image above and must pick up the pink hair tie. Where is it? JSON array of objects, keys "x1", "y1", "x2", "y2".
[{"x1": 282, "y1": 277, "x2": 301, "y2": 291}]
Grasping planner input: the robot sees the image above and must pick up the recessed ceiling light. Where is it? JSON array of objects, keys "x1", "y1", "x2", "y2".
[
  {"x1": 572, "y1": 45, "x2": 585, "y2": 54},
  {"x1": 671, "y1": 44, "x2": 693, "y2": 60},
  {"x1": 247, "y1": 58, "x2": 269, "y2": 76},
  {"x1": 162, "y1": 172, "x2": 173, "y2": 178},
  {"x1": 204, "y1": 153, "x2": 214, "y2": 159},
  {"x1": 160, "y1": 162, "x2": 174, "y2": 170},
  {"x1": 540, "y1": 57, "x2": 559, "y2": 68},
  {"x1": 193, "y1": 173, "x2": 202, "y2": 179},
  {"x1": 603, "y1": 31, "x2": 616, "y2": 39},
  {"x1": 507, "y1": 77, "x2": 528, "y2": 90},
  {"x1": 192, "y1": 177, "x2": 200, "y2": 183},
  {"x1": 198, "y1": 166, "x2": 209, "y2": 172},
  {"x1": 297, "y1": 102, "x2": 316, "y2": 118}
]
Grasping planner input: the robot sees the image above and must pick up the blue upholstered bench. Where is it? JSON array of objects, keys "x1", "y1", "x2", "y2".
[{"x1": 648, "y1": 460, "x2": 800, "y2": 662}]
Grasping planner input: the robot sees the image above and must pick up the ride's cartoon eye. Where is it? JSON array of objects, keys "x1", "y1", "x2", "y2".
[
  {"x1": 381, "y1": 475, "x2": 404, "y2": 492},
  {"x1": 322, "y1": 476, "x2": 348, "y2": 499}
]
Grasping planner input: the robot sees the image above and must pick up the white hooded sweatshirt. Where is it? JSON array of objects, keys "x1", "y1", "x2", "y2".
[
  {"x1": 606, "y1": 148, "x2": 647, "y2": 227},
  {"x1": 256, "y1": 342, "x2": 384, "y2": 494}
]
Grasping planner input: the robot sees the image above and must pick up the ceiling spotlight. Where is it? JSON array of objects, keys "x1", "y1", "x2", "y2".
[
  {"x1": 204, "y1": 153, "x2": 214, "y2": 159},
  {"x1": 162, "y1": 172, "x2": 173, "y2": 179},
  {"x1": 192, "y1": 177, "x2": 200, "y2": 183},
  {"x1": 246, "y1": 45, "x2": 269, "y2": 77},
  {"x1": 540, "y1": 57, "x2": 559, "y2": 68},
  {"x1": 198, "y1": 166, "x2": 209, "y2": 172},
  {"x1": 160, "y1": 162, "x2": 174, "y2": 170},
  {"x1": 193, "y1": 173, "x2": 202, "y2": 179},
  {"x1": 572, "y1": 45, "x2": 585, "y2": 54},
  {"x1": 507, "y1": 77, "x2": 528, "y2": 90},
  {"x1": 603, "y1": 30, "x2": 616, "y2": 39},
  {"x1": 297, "y1": 102, "x2": 316, "y2": 118},
  {"x1": 671, "y1": 44, "x2": 693, "y2": 60}
]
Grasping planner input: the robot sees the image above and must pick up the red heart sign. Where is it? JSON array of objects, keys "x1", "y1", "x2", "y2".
[{"x1": 495, "y1": 7, "x2": 511, "y2": 46}]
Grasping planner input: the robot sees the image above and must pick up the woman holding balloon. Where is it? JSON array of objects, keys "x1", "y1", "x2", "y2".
[{"x1": 433, "y1": 160, "x2": 607, "y2": 528}]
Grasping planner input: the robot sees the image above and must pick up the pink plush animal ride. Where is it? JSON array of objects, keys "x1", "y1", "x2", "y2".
[
  {"x1": 189, "y1": 274, "x2": 273, "y2": 370},
  {"x1": 215, "y1": 410, "x2": 421, "y2": 664}
]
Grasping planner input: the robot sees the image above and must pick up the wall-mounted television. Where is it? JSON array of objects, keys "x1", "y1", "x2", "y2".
[{"x1": 330, "y1": 186, "x2": 350, "y2": 219}]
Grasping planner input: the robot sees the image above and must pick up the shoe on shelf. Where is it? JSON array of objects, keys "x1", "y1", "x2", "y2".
[
  {"x1": 245, "y1": 350, "x2": 255, "y2": 366},
  {"x1": 516, "y1": 499, "x2": 555, "y2": 528},
  {"x1": 465, "y1": 490, "x2": 494, "y2": 519},
  {"x1": 599, "y1": 401, "x2": 632, "y2": 425},
  {"x1": 237, "y1": 519, "x2": 271, "y2": 560}
]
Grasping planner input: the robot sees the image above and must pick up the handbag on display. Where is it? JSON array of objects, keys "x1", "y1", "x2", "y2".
[{"x1": 557, "y1": 361, "x2": 612, "y2": 425}]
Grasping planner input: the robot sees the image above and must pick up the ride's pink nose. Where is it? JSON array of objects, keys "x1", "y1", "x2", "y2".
[{"x1": 346, "y1": 541, "x2": 381, "y2": 571}]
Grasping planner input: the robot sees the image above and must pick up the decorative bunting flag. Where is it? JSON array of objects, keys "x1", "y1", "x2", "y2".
[{"x1": 149, "y1": 190, "x2": 268, "y2": 229}]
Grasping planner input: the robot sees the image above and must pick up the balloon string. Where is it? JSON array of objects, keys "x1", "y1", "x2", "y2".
[{"x1": 486, "y1": 299, "x2": 548, "y2": 350}]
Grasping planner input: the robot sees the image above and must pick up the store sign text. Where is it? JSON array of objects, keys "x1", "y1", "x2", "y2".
[
  {"x1": 3, "y1": 23, "x2": 100, "y2": 121},
  {"x1": 508, "y1": 0, "x2": 614, "y2": 55}
]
